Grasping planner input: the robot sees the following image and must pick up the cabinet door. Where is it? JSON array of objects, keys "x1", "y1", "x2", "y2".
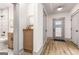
[
  {"x1": 8, "y1": 33, "x2": 13, "y2": 49},
  {"x1": 24, "y1": 30, "x2": 33, "y2": 51}
]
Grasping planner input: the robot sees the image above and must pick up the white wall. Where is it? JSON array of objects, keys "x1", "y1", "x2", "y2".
[
  {"x1": 0, "y1": 9, "x2": 8, "y2": 38},
  {"x1": 8, "y1": 4, "x2": 14, "y2": 32},
  {"x1": 2, "y1": 8, "x2": 9, "y2": 38},
  {"x1": 33, "y1": 3, "x2": 44, "y2": 54},
  {"x1": 27, "y1": 3, "x2": 35, "y2": 25},
  {"x1": 47, "y1": 13, "x2": 71, "y2": 39},
  {"x1": 19, "y1": 4, "x2": 30, "y2": 50}
]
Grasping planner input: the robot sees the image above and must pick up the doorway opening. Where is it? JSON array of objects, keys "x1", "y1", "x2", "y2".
[{"x1": 0, "y1": 3, "x2": 14, "y2": 55}]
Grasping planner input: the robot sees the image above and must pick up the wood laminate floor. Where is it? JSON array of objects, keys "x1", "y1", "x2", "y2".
[{"x1": 43, "y1": 39, "x2": 79, "y2": 55}]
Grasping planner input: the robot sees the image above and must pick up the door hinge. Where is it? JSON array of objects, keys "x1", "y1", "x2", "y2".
[{"x1": 71, "y1": 19, "x2": 72, "y2": 21}]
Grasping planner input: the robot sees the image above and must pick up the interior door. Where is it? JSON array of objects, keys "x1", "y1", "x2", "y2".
[
  {"x1": 43, "y1": 10, "x2": 47, "y2": 44},
  {"x1": 72, "y1": 12, "x2": 79, "y2": 45},
  {"x1": 0, "y1": 16, "x2": 1, "y2": 38},
  {"x1": 53, "y1": 18, "x2": 64, "y2": 40}
]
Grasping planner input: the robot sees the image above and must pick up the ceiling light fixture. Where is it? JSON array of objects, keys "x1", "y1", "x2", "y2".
[{"x1": 57, "y1": 6, "x2": 63, "y2": 11}]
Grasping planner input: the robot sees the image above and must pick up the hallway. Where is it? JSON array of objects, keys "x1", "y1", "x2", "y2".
[{"x1": 43, "y1": 39, "x2": 79, "y2": 55}]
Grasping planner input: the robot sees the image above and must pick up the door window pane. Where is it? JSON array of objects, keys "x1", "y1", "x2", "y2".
[
  {"x1": 55, "y1": 21, "x2": 62, "y2": 25},
  {"x1": 55, "y1": 27, "x2": 62, "y2": 37}
]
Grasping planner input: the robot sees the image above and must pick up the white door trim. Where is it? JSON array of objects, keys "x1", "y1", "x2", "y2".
[{"x1": 13, "y1": 3, "x2": 19, "y2": 55}]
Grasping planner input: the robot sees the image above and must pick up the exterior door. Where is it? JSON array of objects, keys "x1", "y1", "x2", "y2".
[{"x1": 53, "y1": 18, "x2": 64, "y2": 40}]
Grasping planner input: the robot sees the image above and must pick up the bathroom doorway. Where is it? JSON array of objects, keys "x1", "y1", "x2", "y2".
[{"x1": 0, "y1": 3, "x2": 14, "y2": 55}]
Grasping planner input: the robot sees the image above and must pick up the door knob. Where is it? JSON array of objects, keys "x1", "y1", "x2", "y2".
[{"x1": 76, "y1": 30, "x2": 78, "y2": 32}]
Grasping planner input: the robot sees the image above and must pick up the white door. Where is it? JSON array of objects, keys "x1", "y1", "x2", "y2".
[
  {"x1": 72, "y1": 12, "x2": 79, "y2": 45},
  {"x1": 43, "y1": 11, "x2": 47, "y2": 44},
  {"x1": 0, "y1": 15, "x2": 1, "y2": 38}
]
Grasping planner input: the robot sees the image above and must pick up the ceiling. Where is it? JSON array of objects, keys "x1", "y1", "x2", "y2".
[
  {"x1": 0, "y1": 3, "x2": 12, "y2": 10},
  {"x1": 43, "y1": 3, "x2": 76, "y2": 15}
]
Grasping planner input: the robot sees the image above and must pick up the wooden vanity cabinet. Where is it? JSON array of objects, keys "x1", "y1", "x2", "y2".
[
  {"x1": 23, "y1": 29, "x2": 33, "y2": 53},
  {"x1": 8, "y1": 33, "x2": 13, "y2": 49}
]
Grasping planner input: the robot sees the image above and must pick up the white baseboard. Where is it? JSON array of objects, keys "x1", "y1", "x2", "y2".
[
  {"x1": 33, "y1": 46, "x2": 43, "y2": 55},
  {"x1": 33, "y1": 38, "x2": 48, "y2": 55},
  {"x1": 18, "y1": 48, "x2": 24, "y2": 55}
]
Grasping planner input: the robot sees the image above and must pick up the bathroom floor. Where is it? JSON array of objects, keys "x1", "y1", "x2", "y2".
[{"x1": 0, "y1": 38, "x2": 13, "y2": 55}]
